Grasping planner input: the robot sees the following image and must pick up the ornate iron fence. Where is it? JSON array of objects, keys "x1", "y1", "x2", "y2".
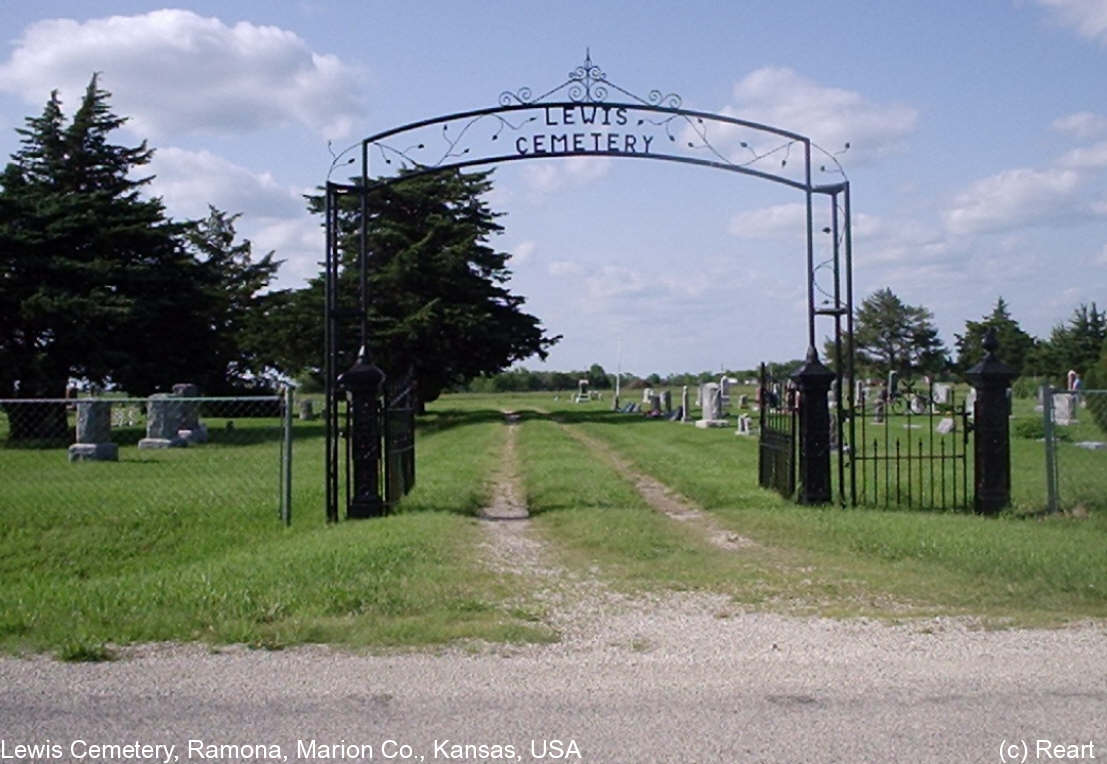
[
  {"x1": 384, "y1": 372, "x2": 417, "y2": 506},
  {"x1": 758, "y1": 363, "x2": 796, "y2": 498},
  {"x1": 843, "y1": 379, "x2": 972, "y2": 510}
]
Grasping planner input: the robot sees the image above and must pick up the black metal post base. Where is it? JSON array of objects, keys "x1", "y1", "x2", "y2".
[
  {"x1": 966, "y1": 330, "x2": 1017, "y2": 515},
  {"x1": 791, "y1": 346, "x2": 836, "y2": 505},
  {"x1": 338, "y1": 346, "x2": 386, "y2": 520}
]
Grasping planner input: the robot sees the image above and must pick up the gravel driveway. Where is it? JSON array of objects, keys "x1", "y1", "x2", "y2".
[{"x1": 2, "y1": 597, "x2": 1104, "y2": 763}]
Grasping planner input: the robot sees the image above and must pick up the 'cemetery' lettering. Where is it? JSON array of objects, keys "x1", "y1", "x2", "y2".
[{"x1": 514, "y1": 106, "x2": 656, "y2": 157}]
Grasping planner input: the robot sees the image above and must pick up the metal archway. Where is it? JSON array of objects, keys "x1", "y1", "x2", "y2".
[{"x1": 324, "y1": 53, "x2": 854, "y2": 520}]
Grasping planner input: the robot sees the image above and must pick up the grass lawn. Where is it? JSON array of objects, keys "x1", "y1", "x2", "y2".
[
  {"x1": 1, "y1": 389, "x2": 1104, "y2": 657},
  {"x1": 0, "y1": 403, "x2": 554, "y2": 658}
]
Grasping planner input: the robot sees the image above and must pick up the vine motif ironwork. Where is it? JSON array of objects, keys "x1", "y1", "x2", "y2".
[{"x1": 364, "y1": 51, "x2": 851, "y2": 184}]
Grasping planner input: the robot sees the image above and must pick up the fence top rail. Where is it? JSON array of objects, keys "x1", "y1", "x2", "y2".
[{"x1": 0, "y1": 396, "x2": 282, "y2": 404}]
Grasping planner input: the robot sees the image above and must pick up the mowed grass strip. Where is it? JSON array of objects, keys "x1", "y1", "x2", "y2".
[
  {"x1": 513, "y1": 413, "x2": 775, "y2": 596},
  {"x1": 566, "y1": 402, "x2": 1107, "y2": 624},
  {"x1": 0, "y1": 406, "x2": 556, "y2": 657}
]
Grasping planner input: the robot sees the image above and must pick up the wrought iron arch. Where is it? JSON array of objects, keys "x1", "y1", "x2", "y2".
[{"x1": 324, "y1": 52, "x2": 855, "y2": 520}]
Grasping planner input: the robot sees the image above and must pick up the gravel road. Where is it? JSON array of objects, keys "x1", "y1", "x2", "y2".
[{"x1": 2, "y1": 596, "x2": 1104, "y2": 764}]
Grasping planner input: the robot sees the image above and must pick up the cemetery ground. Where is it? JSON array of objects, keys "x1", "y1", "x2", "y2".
[{"x1": 0, "y1": 390, "x2": 1105, "y2": 661}]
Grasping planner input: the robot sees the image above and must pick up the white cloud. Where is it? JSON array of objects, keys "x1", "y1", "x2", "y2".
[
  {"x1": 146, "y1": 147, "x2": 321, "y2": 288},
  {"x1": 251, "y1": 216, "x2": 322, "y2": 287},
  {"x1": 1058, "y1": 140, "x2": 1107, "y2": 170},
  {"x1": 1052, "y1": 112, "x2": 1107, "y2": 138},
  {"x1": 728, "y1": 202, "x2": 805, "y2": 238},
  {"x1": 511, "y1": 240, "x2": 537, "y2": 263},
  {"x1": 717, "y1": 67, "x2": 918, "y2": 166},
  {"x1": 0, "y1": 10, "x2": 365, "y2": 139},
  {"x1": 943, "y1": 166, "x2": 1084, "y2": 234},
  {"x1": 548, "y1": 259, "x2": 583, "y2": 276},
  {"x1": 1038, "y1": 0, "x2": 1107, "y2": 44},
  {"x1": 521, "y1": 155, "x2": 612, "y2": 194},
  {"x1": 147, "y1": 147, "x2": 306, "y2": 221}
]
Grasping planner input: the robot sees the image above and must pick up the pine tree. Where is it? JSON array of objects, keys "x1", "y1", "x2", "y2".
[
  {"x1": 954, "y1": 297, "x2": 1036, "y2": 375},
  {"x1": 269, "y1": 168, "x2": 560, "y2": 404},
  {"x1": 181, "y1": 206, "x2": 281, "y2": 392},
  {"x1": 1029, "y1": 303, "x2": 1107, "y2": 382},
  {"x1": 0, "y1": 75, "x2": 224, "y2": 427}
]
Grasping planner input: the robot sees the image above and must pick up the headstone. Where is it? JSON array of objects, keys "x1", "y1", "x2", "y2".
[
  {"x1": 887, "y1": 370, "x2": 899, "y2": 399},
  {"x1": 67, "y1": 400, "x2": 118, "y2": 462},
  {"x1": 719, "y1": 376, "x2": 737, "y2": 410},
  {"x1": 873, "y1": 398, "x2": 885, "y2": 424},
  {"x1": 696, "y1": 382, "x2": 728, "y2": 428},
  {"x1": 299, "y1": 399, "x2": 316, "y2": 420},
  {"x1": 1052, "y1": 392, "x2": 1075, "y2": 426},
  {"x1": 660, "y1": 390, "x2": 672, "y2": 413},
  {"x1": 936, "y1": 417, "x2": 955, "y2": 435},
  {"x1": 642, "y1": 387, "x2": 654, "y2": 404},
  {"x1": 111, "y1": 404, "x2": 139, "y2": 427},
  {"x1": 738, "y1": 393, "x2": 749, "y2": 409},
  {"x1": 574, "y1": 379, "x2": 589, "y2": 404},
  {"x1": 932, "y1": 383, "x2": 951, "y2": 405},
  {"x1": 172, "y1": 383, "x2": 208, "y2": 444},
  {"x1": 735, "y1": 414, "x2": 752, "y2": 436},
  {"x1": 965, "y1": 387, "x2": 977, "y2": 419},
  {"x1": 681, "y1": 386, "x2": 690, "y2": 422},
  {"x1": 138, "y1": 394, "x2": 187, "y2": 449},
  {"x1": 648, "y1": 394, "x2": 662, "y2": 415},
  {"x1": 910, "y1": 394, "x2": 926, "y2": 415}
]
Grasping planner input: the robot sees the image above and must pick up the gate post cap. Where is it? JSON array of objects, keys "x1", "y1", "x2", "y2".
[
  {"x1": 965, "y1": 329, "x2": 1017, "y2": 387},
  {"x1": 338, "y1": 346, "x2": 386, "y2": 393},
  {"x1": 790, "y1": 346, "x2": 835, "y2": 387}
]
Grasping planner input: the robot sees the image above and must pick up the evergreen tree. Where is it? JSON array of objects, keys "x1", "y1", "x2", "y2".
[
  {"x1": 1029, "y1": 303, "x2": 1107, "y2": 381},
  {"x1": 954, "y1": 297, "x2": 1036, "y2": 375},
  {"x1": 852, "y1": 287, "x2": 947, "y2": 379},
  {"x1": 0, "y1": 75, "x2": 233, "y2": 412},
  {"x1": 266, "y1": 169, "x2": 559, "y2": 405},
  {"x1": 182, "y1": 206, "x2": 281, "y2": 392}
]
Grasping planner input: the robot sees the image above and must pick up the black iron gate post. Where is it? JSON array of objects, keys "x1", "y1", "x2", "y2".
[
  {"x1": 965, "y1": 329, "x2": 1017, "y2": 515},
  {"x1": 337, "y1": 347, "x2": 386, "y2": 518},
  {"x1": 791, "y1": 347, "x2": 836, "y2": 504}
]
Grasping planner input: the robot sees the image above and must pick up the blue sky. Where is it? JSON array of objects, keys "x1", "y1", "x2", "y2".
[{"x1": 1, "y1": 1, "x2": 1105, "y2": 376}]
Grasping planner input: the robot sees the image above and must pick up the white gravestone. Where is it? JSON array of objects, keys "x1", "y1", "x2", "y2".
[
  {"x1": 68, "y1": 400, "x2": 118, "y2": 462},
  {"x1": 138, "y1": 394, "x2": 188, "y2": 449},
  {"x1": 695, "y1": 382, "x2": 728, "y2": 428},
  {"x1": 1052, "y1": 392, "x2": 1075, "y2": 426}
]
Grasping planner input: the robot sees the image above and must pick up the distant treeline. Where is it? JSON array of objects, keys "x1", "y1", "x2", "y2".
[{"x1": 459, "y1": 361, "x2": 806, "y2": 393}]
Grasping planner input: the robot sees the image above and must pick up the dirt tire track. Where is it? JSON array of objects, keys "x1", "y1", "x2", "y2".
[
  {"x1": 474, "y1": 412, "x2": 653, "y2": 649},
  {"x1": 554, "y1": 420, "x2": 758, "y2": 552}
]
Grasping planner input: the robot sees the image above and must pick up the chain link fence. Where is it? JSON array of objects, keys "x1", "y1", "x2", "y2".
[
  {"x1": 1010, "y1": 387, "x2": 1107, "y2": 514},
  {"x1": 0, "y1": 393, "x2": 293, "y2": 523}
]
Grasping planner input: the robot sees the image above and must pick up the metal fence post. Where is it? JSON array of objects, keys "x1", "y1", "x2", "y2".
[
  {"x1": 281, "y1": 385, "x2": 294, "y2": 526},
  {"x1": 965, "y1": 329, "x2": 1018, "y2": 515},
  {"x1": 1042, "y1": 384, "x2": 1059, "y2": 513},
  {"x1": 790, "y1": 347, "x2": 836, "y2": 504}
]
